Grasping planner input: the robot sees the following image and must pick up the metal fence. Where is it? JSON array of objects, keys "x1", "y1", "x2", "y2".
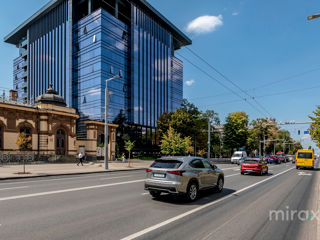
[{"x1": 0, "y1": 153, "x2": 76, "y2": 165}]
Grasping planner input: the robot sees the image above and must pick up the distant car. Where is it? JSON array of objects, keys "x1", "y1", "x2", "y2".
[
  {"x1": 237, "y1": 156, "x2": 247, "y2": 165},
  {"x1": 231, "y1": 151, "x2": 247, "y2": 164},
  {"x1": 269, "y1": 155, "x2": 281, "y2": 164},
  {"x1": 264, "y1": 156, "x2": 272, "y2": 163},
  {"x1": 277, "y1": 155, "x2": 286, "y2": 163},
  {"x1": 241, "y1": 158, "x2": 268, "y2": 175},
  {"x1": 145, "y1": 156, "x2": 224, "y2": 201}
]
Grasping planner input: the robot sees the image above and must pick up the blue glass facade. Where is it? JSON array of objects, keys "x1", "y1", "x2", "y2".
[
  {"x1": 73, "y1": 8, "x2": 130, "y2": 138},
  {"x1": 6, "y1": 0, "x2": 191, "y2": 145},
  {"x1": 132, "y1": 6, "x2": 173, "y2": 128}
]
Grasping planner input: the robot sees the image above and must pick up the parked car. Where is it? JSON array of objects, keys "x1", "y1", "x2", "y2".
[
  {"x1": 145, "y1": 156, "x2": 225, "y2": 201},
  {"x1": 277, "y1": 155, "x2": 286, "y2": 163},
  {"x1": 241, "y1": 158, "x2": 268, "y2": 175},
  {"x1": 264, "y1": 155, "x2": 273, "y2": 164},
  {"x1": 237, "y1": 156, "x2": 247, "y2": 165},
  {"x1": 231, "y1": 151, "x2": 247, "y2": 164},
  {"x1": 269, "y1": 155, "x2": 281, "y2": 164}
]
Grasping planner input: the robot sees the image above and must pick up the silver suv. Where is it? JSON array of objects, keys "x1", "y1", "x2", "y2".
[{"x1": 144, "y1": 156, "x2": 224, "y2": 201}]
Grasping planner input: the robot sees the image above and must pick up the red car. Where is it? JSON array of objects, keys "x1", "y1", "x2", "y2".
[{"x1": 241, "y1": 158, "x2": 268, "y2": 175}]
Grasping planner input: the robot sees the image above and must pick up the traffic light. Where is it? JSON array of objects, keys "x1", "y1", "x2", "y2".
[{"x1": 298, "y1": 130, "x2": 300, "y2": 135}]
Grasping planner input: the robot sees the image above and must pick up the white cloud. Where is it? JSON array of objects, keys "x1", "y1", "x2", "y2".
[
  {"x1": 185, "y1": 79, "x2": 195, "y2": 86},
  {"x1": 232, "y1": 12, "x2": 239, "y2": 16},
  {"x1": 186, "y1": 15, "x2": 223, "y2": 34}
]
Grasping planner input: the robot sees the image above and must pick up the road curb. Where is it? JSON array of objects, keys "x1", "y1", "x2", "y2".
[{"x1": 0, "y1": 168, "x2": 147, "y2": 181}]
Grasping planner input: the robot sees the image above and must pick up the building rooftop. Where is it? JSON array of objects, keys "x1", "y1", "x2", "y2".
[{"x1": 4, "y1": 0, "x2": 191, "y2": 48}]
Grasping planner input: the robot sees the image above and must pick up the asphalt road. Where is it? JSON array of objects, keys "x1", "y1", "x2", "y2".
[{"x1": 0, "y1": 163, "x2": 319, "y2": 240}]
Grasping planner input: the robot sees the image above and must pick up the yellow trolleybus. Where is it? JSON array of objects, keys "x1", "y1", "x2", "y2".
[{"x1": 296, "y1": 149, "x2": 314, "y2": 169}]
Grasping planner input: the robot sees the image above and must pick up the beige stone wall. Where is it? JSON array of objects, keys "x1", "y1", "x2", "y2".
[{"x1": 0, "y1": 103, "x2": 117, "y2": 159}]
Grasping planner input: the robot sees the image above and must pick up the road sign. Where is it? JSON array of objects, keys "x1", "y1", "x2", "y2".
[{"x1": 304, "y1": 131, "x2": 309, "y2": 134}]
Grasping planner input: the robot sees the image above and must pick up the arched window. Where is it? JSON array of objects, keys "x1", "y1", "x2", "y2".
[
  {"x1": 20, "y1": 127, "x2": 31, "y2": 137},
  {"x1": 56, "y1": 129, "x2": 66, "y2": 155},
  {"x1": 97, "y1": 134, "x2": 105, "y2": 146}
]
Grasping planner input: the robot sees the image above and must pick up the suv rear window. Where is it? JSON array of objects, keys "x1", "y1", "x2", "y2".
[
  {"x1": 244, "y1": 160, "x2": 258, "y2": 164},
  {"x1": 151, "y1": 160, "x2": 183, "y2": 169},
  {"x1": 297, "y1": 152, "x2": 313, "y2": 159}
]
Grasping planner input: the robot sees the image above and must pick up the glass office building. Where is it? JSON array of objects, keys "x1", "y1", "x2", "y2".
[{"x1": 4, "y1": 0, "x2": 191, "y2": 147}]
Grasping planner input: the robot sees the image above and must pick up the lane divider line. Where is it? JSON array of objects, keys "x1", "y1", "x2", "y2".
[
  {"x1": 120, "y1": 167, "x2": 295, "y2": 240},
  {"x1": 0, "y1": 186, "x2": 29, "y2": 191},
  {"x1": 0, "y1": 173, "x2": 142, "y2": 186},
  {"x1": 0, "y1": 179, "x2": 145, "y2": 202}
]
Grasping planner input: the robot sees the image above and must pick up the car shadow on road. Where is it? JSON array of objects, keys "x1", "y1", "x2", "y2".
[{"x1": 150, "y1": 187, "x2": 236, "y2": 206}]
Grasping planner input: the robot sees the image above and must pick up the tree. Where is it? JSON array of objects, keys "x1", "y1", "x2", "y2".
[
  {"x1": 16, "y1": 132, "x2": 32, "y2": 174},
  {"x1": 16, "y1": 132, "x2": 32, "y2": 151},
  {"x1": 223, "y1": 112, "x2": 249, "y2": 154},
  {"x1": 309, "y1": 106, "x2": 320, "y2": 148},
  {"x1": 160, "y1": 127, "x2": 192, "y2": 156},
  {"x1": 246, "y1": 118, "x2": 279, "y2": 155},
  {"x1": 113, "y1": 110, "x2": 130, "y2": 158},
  {"x1": 125, "y1": 140, "x2": 135, "y2": 167}
]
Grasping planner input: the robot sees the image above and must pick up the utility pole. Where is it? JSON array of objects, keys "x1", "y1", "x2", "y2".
[
  {"x1": 207, "y1": 118, "x2": 211, "y2": 160},
  {"x1": 263, "y1": 135, "x2": 266, "y2": 157},
  {"x1": 259, "y1": 140, "x2": 261, "y2": 157}
]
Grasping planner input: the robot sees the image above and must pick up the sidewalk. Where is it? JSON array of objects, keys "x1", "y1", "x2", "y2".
[{"x1": 0, "y1": 160, "x2": 152, "y2": 180}]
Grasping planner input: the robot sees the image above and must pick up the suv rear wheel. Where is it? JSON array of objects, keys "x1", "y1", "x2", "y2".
[
  {"x1": 186, "y1": 181, "x2": 198, "y2": 201},
  {"x1": 149, "y1": 190, "x2": 161, "y2": 198}
]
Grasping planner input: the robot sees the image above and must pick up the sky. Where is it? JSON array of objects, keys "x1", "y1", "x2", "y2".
[{"x1": 0, "y1": 0, "x2": 319, "y2": 151}]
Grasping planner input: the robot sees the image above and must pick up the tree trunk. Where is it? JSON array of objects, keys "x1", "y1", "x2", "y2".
[{"x1": 128, "y1": 151, "x2": 131, "y2": 167}]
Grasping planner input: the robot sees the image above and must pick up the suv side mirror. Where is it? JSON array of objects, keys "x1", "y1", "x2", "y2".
[{"x1": 211, "y1": 164, "x2": 217, "y2": 170}]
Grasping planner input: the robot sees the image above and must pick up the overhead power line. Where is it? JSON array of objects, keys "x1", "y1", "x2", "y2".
[
  {"x1": 199, "y1": 84, "x2": 320, "y2": 108},
  {"x1": 185, "y1": 47, "x2": 273, "y2": 118},
  {"x1": 176, "y1": 52, "x2": 269, "y2": 118}
]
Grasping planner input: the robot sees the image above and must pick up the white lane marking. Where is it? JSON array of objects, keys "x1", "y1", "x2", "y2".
[
  {"x1": 0, "y1": 173, "x2": 142, "y2": 186},
  {"x1": 100, "y1": 175, "x2": 134, "y2": 180},
  {"x1": 120, "y1": 167, "x2": 295, "y2": 240},
  {"x1": 0, "y1": 186, "x2": 29, "y2": 191},
  {"x1": 0, "y1": 179, "x2": 145, "y2": 202},
  {"x1": 141, "y1": 192, "x2": 149, "y2": 195},
  {"x1": 225, "y1": 173, "x2": 239, "y2": 178},
  {"x1": 220, "y1": 167, "x2": 239, "y2": 170},
  {"x1": 298, "y1": 172, "x2": 312, "y2": 176}
]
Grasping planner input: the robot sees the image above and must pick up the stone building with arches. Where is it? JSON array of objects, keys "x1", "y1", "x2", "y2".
[{"x1": 0, "y1": 87, "x2": 117, "y2": 161}]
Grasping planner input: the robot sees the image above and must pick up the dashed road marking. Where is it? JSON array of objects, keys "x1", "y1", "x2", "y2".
[{"x1": 120, "y1": 167, "x2": 295, "y2": 240}]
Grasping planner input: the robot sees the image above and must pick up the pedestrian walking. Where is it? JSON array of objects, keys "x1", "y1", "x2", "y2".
[
  {"x1": 77, "y1": 152, "x2": 84, "y2": 166},
  {"x1": 122, "y1": 153, "x2": 125, "y2": 163}
]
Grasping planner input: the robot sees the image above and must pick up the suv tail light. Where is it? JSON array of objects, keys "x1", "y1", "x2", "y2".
[
  {"x1": 167, "y1": 170, "x2": 185, "y2": 176},
  {"x1": 146, "y1": 169, "x2": 152, "y2": 173}
]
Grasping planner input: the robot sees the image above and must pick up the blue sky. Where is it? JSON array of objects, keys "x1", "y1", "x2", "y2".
[{"x1": 0, "y1": 0, "x2": 319, "y2": 150}]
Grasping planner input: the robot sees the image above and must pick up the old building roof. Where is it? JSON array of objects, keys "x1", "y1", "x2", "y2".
[{"x1": 35, "y1": 85, "x2": 66, "y2": 107}]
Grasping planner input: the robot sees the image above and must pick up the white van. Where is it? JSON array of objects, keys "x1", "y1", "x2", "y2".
[{"x1": 231, "y1": 151, "x2": 247, "y2": 164}]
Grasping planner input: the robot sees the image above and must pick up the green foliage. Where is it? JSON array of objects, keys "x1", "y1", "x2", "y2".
[
  {"x1": 16, "y1": 132, "x2": 32, "y2": 151},
  {"x1": 157, "y1": 99, "x2": 220, "y2": 156},
  {"x1": 124, "y1": 140, "x2": 135, "y2": 167},
  {"x1": 125, "y1": 140, "x2": 135, "y2": 153},
  {"x1": 309, "y1": 106, "x2": 320, "y2": 148},
  {"x1": 223, "y1": 112, "x2": 249, "y2": 152},
  {"x1": 160, "y1": 127, "x2": 192, "y2": 156},
  {"x1": 247, "y1": 118, "x2": 278, "y2": 154}
]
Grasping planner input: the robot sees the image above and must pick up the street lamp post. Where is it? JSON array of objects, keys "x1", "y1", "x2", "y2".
[
  {"x1": 207, "y1": 118, "x2": 211, "y2": 160},
  {"x1": 104, "y1": 75, "x2": 120, "y2": 170},
  {"x1": 307, "y1": 14, "x2": 320, "y2": 20}
]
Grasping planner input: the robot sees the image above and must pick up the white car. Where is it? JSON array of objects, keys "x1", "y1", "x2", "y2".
[{"x1": 231, "y1": 151, "x2": 247, "y2": 164}]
